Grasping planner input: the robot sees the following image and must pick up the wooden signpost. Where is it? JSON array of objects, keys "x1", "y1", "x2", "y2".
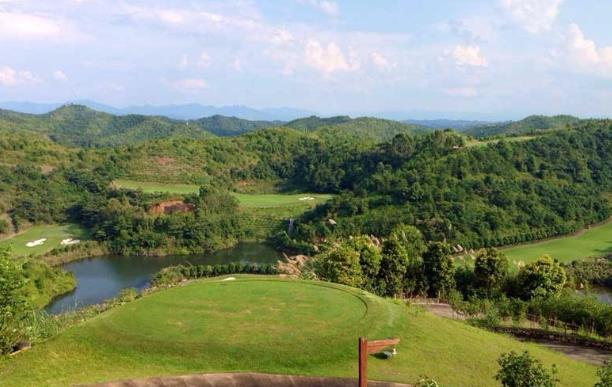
[{"x1": 358, "y1": 337, "x2": 400, "y2": 387}]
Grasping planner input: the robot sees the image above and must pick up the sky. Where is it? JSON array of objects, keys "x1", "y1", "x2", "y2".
[{"x1": 1, "y1": 0, "x2": 612, "y2": 119}]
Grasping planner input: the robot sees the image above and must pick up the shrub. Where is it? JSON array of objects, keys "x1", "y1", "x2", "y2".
[
  {"x1": 516, "y1": 255, "x2": 566, "y2": 300},
  {"x1": 595, "y1": 361, "x2": 611, "y2": 387},
  {"x1": 495, "y1": 351, "x2": 558, "y2": 387}
]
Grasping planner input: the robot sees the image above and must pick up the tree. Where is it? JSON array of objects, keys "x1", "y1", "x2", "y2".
[
  {"x1": 422, "y1": 242, "x2": 454, "y2": 298},
  {"x1": 391, "y1": 225, "x2": 427, "y2": 296},
  {"x1": 516, "y1": 255, "x2": 566, "y2": 300},
  {"x1": 347, "y1": 236, "x2": 382, "y2": 292},
  {"x1": 495, "y1": 351, "x2": 558, "y2": 387},
  {"x1": 474, "y1": 248, "x2": 509, "y2": 296},
  {"x1": 377, "y1": 238, "x2": 410, "y2": 297},
  {"x1": 0, "y1": 248, "x2": 29, "y2": 354},
  {"x1": 314, "y1": 244, "x2": 363, "y2": 288}
]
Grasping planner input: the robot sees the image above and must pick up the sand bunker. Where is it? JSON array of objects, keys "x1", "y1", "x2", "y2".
[
  {"x1": 61, "y1": 238, "x2": 80, "y2": 246},
  {"x1": 26, "y1": 238, "x2": 47, "y2": 247},
  {"x1": 299, "y1": 197, "x2": 315, "y2": 201}
]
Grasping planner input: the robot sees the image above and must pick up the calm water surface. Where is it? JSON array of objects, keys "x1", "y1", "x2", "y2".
[{"x1": 46, "y1": 242, "x2": 281, "y2": 314}]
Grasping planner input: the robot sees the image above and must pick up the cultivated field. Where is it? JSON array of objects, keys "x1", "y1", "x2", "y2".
[
  {"x1": 0, "y1": 224, "x2": 89, "y2": 258},
  {"x1": 503, "y1": 220, "x2": 612, "y2": 263},
  {"x1": 0, "y1": 277, "x2": 597, "y2": 386}
]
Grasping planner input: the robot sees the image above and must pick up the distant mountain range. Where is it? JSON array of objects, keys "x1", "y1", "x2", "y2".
[{"x1": 0, "y1": 100, "x2": 315, "y2": 121}]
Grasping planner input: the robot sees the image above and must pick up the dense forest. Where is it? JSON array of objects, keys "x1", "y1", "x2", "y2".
[{"x1": 0, "y1": 106, "x2": 610, "y2": 257}]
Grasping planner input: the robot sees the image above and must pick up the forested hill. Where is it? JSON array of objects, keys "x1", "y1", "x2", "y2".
[
  {"x1": 464, "y1": 115, "x2": 582, "y2": 138},
  {"x1": 286, "y1": 116, "x2": 430, "y2": 142},
  {"x1": 285, "y1": 121, "x2": 612, "y2": 251},
  {"x1": 193, "y1": 115, "x2": 282, "y2": 136},
  {"x1": 0, "y1": 105, "x2": 428, "y2": 147}
]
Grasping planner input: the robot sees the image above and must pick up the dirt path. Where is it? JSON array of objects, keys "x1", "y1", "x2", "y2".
[
  {"x1": 86, "y1": 372, "x2": 412, "y2": 387},
  {"x1": 416, "y1": 302, "x2": 611, "y2": 365}
]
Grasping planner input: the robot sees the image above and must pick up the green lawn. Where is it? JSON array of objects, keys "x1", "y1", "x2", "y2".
[
  {"x1": 502, "y1": 220, "x2": 612, "y2": 263},
  {"x1": 112, "y1": 179, "x2": 332, "y2": 208},
  {"x1": 0, "y1": 224, "x2": 89, "y2": 258},
  {"x1": 0, "y1": 277, "x2": 597, "y2": 386}
]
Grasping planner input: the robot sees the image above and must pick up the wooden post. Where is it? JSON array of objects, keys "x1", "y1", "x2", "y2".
[
  {"x1": 359, "y1": 337, "x2": 368, "y2": 387},
  {"x1": 358, "y1": 337, "x2": 399, "y2": 387}
]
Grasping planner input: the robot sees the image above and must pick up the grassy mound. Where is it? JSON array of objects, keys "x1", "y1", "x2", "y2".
[
  {"x1": 0, "y1": 278, "x2": 597, "y2": 386},
  {"x1": 503, "y1": 220, "x2": 612, "y2": 263}
]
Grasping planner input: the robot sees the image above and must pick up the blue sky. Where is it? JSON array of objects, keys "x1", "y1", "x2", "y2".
[{"x1": 1, "y1": 0, "x2": 611, "y2": 119}]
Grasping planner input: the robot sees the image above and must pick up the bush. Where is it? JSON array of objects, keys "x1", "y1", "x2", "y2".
[
  {"x1": 0, "y1": 218, "x2": 9, "y2": 233},
  {"x1": 152, "y1": 263, "x2": 278, "y2": 287},
  {"x1": 495, "y1": 351, "x2": 558, "y2": 387},
  {"x1": 595, "y1": 361, "x2": 611, "y2": 387}
]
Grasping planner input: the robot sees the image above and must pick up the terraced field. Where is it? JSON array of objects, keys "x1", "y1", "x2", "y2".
[{"x1": 0, "y1": 277, "x2": 597, "y2": 386}]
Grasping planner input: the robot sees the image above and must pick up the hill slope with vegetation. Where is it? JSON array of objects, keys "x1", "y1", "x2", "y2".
[{"x1": 465, "y1": 115, "x2": 583, "y2": 138}]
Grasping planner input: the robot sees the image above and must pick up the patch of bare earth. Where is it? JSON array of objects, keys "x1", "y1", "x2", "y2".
[{"x1": 85, "y1": 372, "x2": 412, "y2": 387}]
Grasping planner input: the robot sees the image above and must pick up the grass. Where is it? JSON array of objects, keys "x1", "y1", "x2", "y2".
[
  {"x1": 0, "y1": 224, "x2": 90, "y2": 258},
  {"x1": 0, "y1": 277, "x2": 597, "y2": 386},
  {"x1": 502, "y1": 220, "x2": 612, "y2": 263},
  {"x1": 465, "y1": 135, "x2": 539, "y2": 148},
  {"x1": 112, "y1": 179, "x2": 332, "y2": 209}
]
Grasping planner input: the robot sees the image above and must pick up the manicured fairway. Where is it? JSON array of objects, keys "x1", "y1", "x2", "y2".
[
  {"x1": 112, "y1": 179, "x2": 200, "y2": 194},
  {"x1": 503, "y1": 220, "x2": 612, "y2": 263},
  {"x1": 0, "y1": 277, "x2": 597, "y2": 386},
  {"x1": 0, "y1": 224, "x2": 89, "y2": 258},
  {"x1": 112, "y1": 179, "x2": 332, "y2": 208}
]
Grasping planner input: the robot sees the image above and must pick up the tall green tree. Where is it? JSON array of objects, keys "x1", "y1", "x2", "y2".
[
  {"x1": 422, "y1": 242, "x2": 455, "y2": 298},
  {"x1": 474, "y1": 248, "x2": 509, "y2": 296},
  {"x1": 347, "y1": 236, "x2": 382, "y2": 292},
  {"x1": 377, "y1": 238, "x2": 410, "y2": 297}
]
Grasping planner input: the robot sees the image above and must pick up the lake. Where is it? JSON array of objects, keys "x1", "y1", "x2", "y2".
[{"x1": 46, "y1": 242, "x2": 282, "y2": 314}]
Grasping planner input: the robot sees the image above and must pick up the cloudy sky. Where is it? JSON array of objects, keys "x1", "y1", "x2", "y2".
[{"x1": 1, "y1": 0, "x2": 611, "y2": 119}]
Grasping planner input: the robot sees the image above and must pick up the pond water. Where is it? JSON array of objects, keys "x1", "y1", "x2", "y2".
[
  {"x1": 46, "y1": 242, "x2": 282, "y2": 314},
  {"x1": 578, "y1": 285, "x2": 612, "y2": 305}
]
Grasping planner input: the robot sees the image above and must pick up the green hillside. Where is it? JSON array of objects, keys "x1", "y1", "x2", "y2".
[
  {"x1": 465, "y1": 115, "x2": 582, "y2": 138},
  {"x1": 193, "y1": 114, "x2": 280, "y2": 136},
  {"x1": 0, "y1": 278, "x2": 597, "y2": 386}
]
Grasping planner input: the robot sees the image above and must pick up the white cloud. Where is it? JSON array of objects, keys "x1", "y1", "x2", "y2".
[
  {"x1": 566, "y1": 23, "x2": 612, "y2": 76},
  {"x1": 450, "y1": 45, "x2": 488, "y2": 67},
  {"x1": 445, "y1": 87, "x2": 478, "y2": 97},
  {"x1": 0, "y1": 11, "x2": 81, "y2": 41},
  {"x1": 53, "y1": 70, "x2": 68, "y2": 81},
  {"x1": 178, "y1": 54, "x2": 189, "y2": 70},
  {"x1": 370, "y1": 51, "x2": 395, "y2": 69},
  {"x1": 300, "y1": 0, "x2": 339, "y2": 16},
  {"x1": 501, "y1": 0, "x2": 562, "y2": 34},
  {"x1": 0, "y1": 66, "x2": 38, "y2": 86},
  {"x1": 168, "y1": 78, "x2": 208, "y2": 91},
  {"x1": 198, "y1": 52, "x2": 211, "y2": 68},
  {"x1": 305, "y1": 40, "x2": 359, "y2": 74}
]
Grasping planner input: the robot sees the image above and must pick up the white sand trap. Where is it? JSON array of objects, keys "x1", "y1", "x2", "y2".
[
  {"x1": 221, "y1": 277, "x2": 236, "y2": 281},
  {"x1": 299, "y1": 196, "x2": 314, "y2": 201},
  {"x1": 26, "y1": 238, "x2": 47, "y2": 247},
  {"x1": 61, "y1": 238, "x2": 80, "y2": 246}
]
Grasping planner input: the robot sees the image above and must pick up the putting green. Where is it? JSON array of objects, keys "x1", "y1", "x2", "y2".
[
  {"x1": 0, "y1": 224, "x2": 89, "y2": 258},
  {"x1": 0, "y1": 277, "x2": 596, "y2": 386}
]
